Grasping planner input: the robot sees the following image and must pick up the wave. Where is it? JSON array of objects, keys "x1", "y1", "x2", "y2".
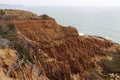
[
  {"x1": 105, "y1": 37, "x2": 113, "y2": 41},
  {"x1": 79, "y1": 32, "x2": 85, "y2": 36}
]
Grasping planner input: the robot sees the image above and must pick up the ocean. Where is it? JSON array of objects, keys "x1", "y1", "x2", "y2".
[{"x1": 0, "y1": 6, "x2": 120, "y2": 43}]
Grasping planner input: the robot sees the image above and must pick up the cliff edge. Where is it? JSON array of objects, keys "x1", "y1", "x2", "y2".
[{"x1": 0, "y1": 9, "x2": 120, "y2": 80}]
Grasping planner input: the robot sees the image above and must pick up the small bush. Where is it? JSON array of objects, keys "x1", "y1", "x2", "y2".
[
  {"x1": 0, "y1": 31, "x2": 8, "y2": 38},
  {"x1": 2, "y1": 15, "x2": 18, "y2": 20},
  {"x1": 0, "y1": 10, "x2": 5, "y2": 15},
  {"x1": 40, "y1": 14, "x2": 51, "y2": 19},
  {"x1": 87, "y1": 67, "x2": 99, "y2": 80},
  {"x1": 99, "y1": 51, "x2": 120, "y2": 74},
  {"x1": 15, "y1": 43, "x2": 34, "y2": 64},
  {"x1": 0, "y1": 22, "x2": 16, "y2": 38}
]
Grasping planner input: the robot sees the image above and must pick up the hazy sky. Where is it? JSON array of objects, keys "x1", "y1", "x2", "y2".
[{"x1": 1, "y1": 0, "x2": 120, "y2": 6}]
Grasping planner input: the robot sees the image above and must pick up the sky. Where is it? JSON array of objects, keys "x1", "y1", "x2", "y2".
[{"x1": 1, "y1": 0, "x2": 120, "y2": 6}]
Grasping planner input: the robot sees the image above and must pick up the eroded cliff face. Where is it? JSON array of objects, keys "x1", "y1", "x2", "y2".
[{"x1": 0, "y1": 9, "x2": 120, "y2": 80}]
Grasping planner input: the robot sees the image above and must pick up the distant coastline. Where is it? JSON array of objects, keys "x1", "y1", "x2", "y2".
[{"x1": 0, "y1": 4, "x2": 24, "y2": 6}]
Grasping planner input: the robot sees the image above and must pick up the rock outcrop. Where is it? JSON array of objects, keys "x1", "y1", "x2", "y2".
[{"x1": 0, "y1": 9, "x2": 120, "y2": 80}]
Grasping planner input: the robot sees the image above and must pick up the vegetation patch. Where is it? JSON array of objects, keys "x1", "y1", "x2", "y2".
[
  {"x1": 2, "y1": 15, "x2": 18, "y2": 20},
  {"x1": 87, "y1": 67, "x2": 99, "y2": 79},
  {"x1": 98, "y1": 51, "x2": 120, "y2": 79},
  {"x1": 40, "y1": 14, "x2": 52, "y2": 19},
  {"x1": 0, "y1": 10, "x2": 18, "y2": 20},
  {"x1": 0, "y1": 21, "x2": 34, "y2": 64},
  {"x1": 0, "y1": 9, "x2": 5, "y2": 15}
]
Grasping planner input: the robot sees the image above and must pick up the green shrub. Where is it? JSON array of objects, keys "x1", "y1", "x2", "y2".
[
  {"x1": 0, "y1": 10, "x2": 5, "y2": 15},
  {"x1": 87, "y1": 67, "x2": 99, "y2": 80},
  {"x1": 100, "y1": 60, "x2": 116, "y2": 73},
  {"x1": 0, "y1": 31, "x2": 8, "y2": 38},
  {"x1": 15, "y1": 43, "x2": 34, "y2": 64},
  {"x1": 40, "y1": 14, "x2": 51, "y2": 19},
  {"x1": 0, "y1": 21, "x2": 34, "y2": 64},
  {"x1": 2, "y1": 15, "x2": 18, "y2": 20},
  {"x1": 99, "y1": 51, "x2": 120, "y2": 74},
  {"x1": 0, "y1": 22, "x2": 16, "y2": 38}
]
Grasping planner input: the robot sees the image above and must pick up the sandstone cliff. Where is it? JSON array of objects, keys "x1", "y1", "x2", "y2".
[{"x1": 0, "y1": 9, "x2": 120, "y2": 80}]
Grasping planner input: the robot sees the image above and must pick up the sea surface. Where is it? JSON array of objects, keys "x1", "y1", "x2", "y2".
[{"x1": 0, "y1": 6, "x2": 120, "y2": 43}]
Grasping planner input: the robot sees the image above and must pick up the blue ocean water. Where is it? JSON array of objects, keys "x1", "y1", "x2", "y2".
[{"x1": 0, "y1": 6, "x2": 120, "y2": 43}]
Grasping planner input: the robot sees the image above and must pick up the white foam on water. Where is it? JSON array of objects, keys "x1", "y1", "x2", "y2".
[
  {"x1": 79, "y1": 33, "x2": 85, "y2": 36},
  {"x1": 105, "y1": 37, "x2": 113, "y2": 41}
]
